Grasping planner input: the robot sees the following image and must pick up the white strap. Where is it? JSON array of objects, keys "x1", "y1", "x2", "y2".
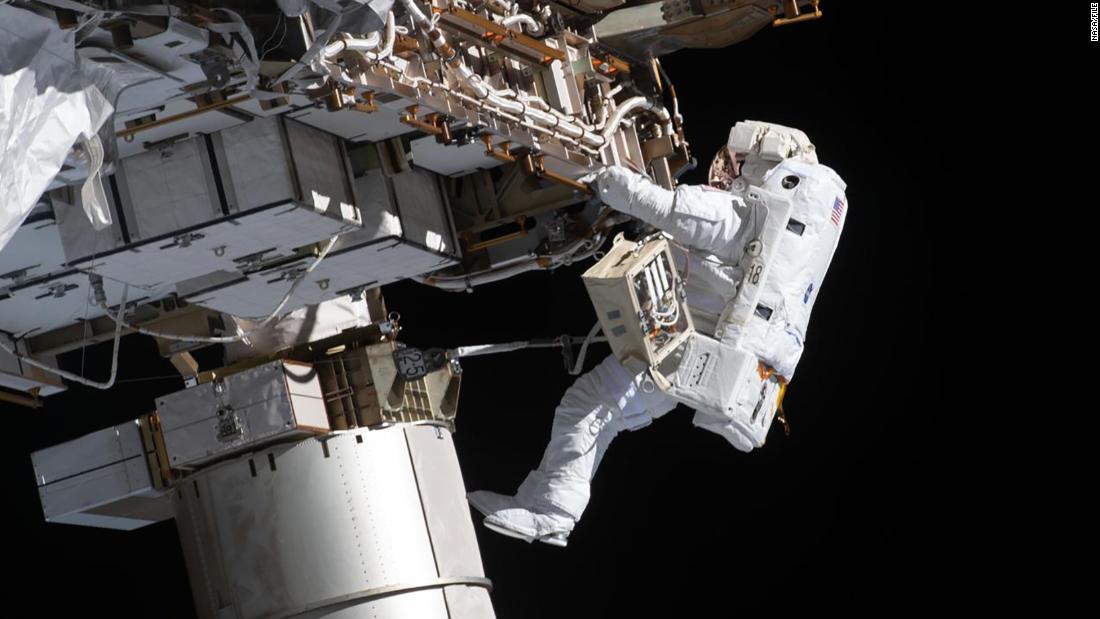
[{"x1": 78, "y1": 133, "x2": 111, "y2": 230}]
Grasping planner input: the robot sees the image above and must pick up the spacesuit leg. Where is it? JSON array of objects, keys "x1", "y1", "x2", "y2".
[{"x1": 469, "y1": 354, "x2": 676, "y2": 544}]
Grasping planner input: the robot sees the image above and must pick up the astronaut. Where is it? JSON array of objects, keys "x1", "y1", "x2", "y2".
[{"x1": 467, "y1": 120, "x2": 849, "y2": 546}]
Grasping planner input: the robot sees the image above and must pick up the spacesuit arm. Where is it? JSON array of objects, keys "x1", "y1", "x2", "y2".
[{"x1": 595, "y1": 166, "x2": 743, "y2": 256}]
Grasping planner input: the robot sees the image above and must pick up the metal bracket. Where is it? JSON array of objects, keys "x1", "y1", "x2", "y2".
[
  {"x1": 482, "y1": 134, "x2": 517, "y2": 163},
  {"x1": 773, "y1": 0, "x2": 823, "y2": 27},
  {"x1": 161, "y1": 231, "x2": 206, "y2": 250},
  {"x1": 399, "y1": 105, "x2": 453, "y2": 143},
  {"x1": 522, "y1": 153, "x2": 592, "y2": 195}
]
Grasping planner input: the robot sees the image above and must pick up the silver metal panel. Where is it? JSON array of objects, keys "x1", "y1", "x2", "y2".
[
  {"x1": 0, "y1": 334, "x2": 65, "y2": 395},
  {"x1": 31, "y1": 420, "x2": 169, "y2": 530},
  {"x1": 444, "y1": 585, "x2": 498, "y2": 619},
  {"x1": 283, "y1": 118, "x2": 356, "y2": 219},
  {"x1": 177, "y1": 426, "x2": 457, "y2": 618},
  {"x1": 0, "y1": 370, "x2": 53, "y2": 394},
  {"x1": 389, "y1": 169, "x2": 456, "y2": 256},
  {"x1": 305, "y1": 238, "x2": 456, "y2": 297},
  {"x1": 72, "y1": 200, "x2": 355, "y2": 290},
  {"x1": 187, "y1": 239, "x2": 455, "y2": 318},
  {"x1": 115, "y1": 135, "x2": 222, "y2": 241},
  {"x1": 215, "y1": 117, "x2": 297, "y2": 212},
  {"x1": 184, "y1": 165, "x2": 459, "y2": 317},
  {"x1": 229, "y1": 94, "x2": 313, "y2": 118},
  {"x1": 405, "y1": 426, "x2": 488, "y2": 577},
  {"x1": 350, "y1": 171, "x2": 402, "y2": 241},
  {"x1": 410, "y1": 137, "x2": 506, "y2": 177},
  {"x1": 406, "y1": 426, "x2": 496, "y2": 619},
  {"x1": 158, "y1": 360, "x2": 329, "y2": 467},
  {"x1": 114, "y1": 97, "x2": 246, "y2": 159},
  {"x1": 284, "y1": 362, "x2": 328, "y2": 429},
  {"x1": 44, "y1": 511, "x2": 155, "y2": 531},
  {"x1": 38, "y1": 458, "x2": 152, "y2": 526},
  {"x1": 0, "y1": 268, "x2": 138, "y2": 336},
  {"x1": 96, "y1": 17, "x2": 210, "y2": 116},
  {"x1": 216, "y1": 116, "x2": 361, "y2": 223},
  {"x1": 288, "y1": 104, "x2": 413, "y2": 142},
  {"x1": 0, "y1": 209, "x2": 66, "y2": 283},
  {"x1": 50, "y1": 186, "x2": 126, "y2": 264},
  {"x1": 32, "y1": 422, "x2": 144, "y2": 486}
]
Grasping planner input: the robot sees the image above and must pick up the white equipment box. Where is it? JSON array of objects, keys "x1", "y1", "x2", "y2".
[
  {"x1": 31, "y1": 420, "x2": 171, "y2": 530},
  {"x1": 156, "y1": 360, "x2": 330, "y2": 468},
  {"x1": 183, "y1": 167, "x2": 458, "y2": 317},
  {"x1": 583, "y1": 235, "x2": 694, "y2": 367}
]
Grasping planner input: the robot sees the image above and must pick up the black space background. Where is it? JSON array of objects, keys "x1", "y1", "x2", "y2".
[{"x1": 1, "y1": 2, "x2": 1072, "y2": 616}]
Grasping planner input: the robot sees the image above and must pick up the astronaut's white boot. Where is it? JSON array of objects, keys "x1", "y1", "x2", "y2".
[{"x1": 467, "y1": 490, "x2": 573, "y2": 547}]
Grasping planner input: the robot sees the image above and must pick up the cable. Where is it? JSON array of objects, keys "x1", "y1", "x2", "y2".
[
  {"x1": 0, "y1": 285, "x2": 128, "y2": 390},
  {"x1": 653, "y1": 302, "x2": 679, "y2": 327},
  {"x1": 259, "y1": 13, "x2": 288, "y2": 61},
  {"x1": 569, "y1": 321, "x2": 604, "y2": 375},
  {"x1": 95, "y1": 236, "x2": 340, "y2": 344}
]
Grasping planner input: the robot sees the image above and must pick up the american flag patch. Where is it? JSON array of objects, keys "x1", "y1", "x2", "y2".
[{"x1": 831, "y1": 197, "x2": 845, "y2": 226}]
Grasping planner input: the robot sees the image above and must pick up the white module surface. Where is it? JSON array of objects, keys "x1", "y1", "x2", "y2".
[
  {"x1": 287, "y1": 104, "x2": 414, "y2": 141},
  {"x1": 174, "y1": 425, "x2": 494, "y2": 618},
  {"x1": 0, "y1": 268, "x2": 148, "y2": 337},
  {"x1": 71, "y1": 201, "x2": 360, "y2": 290},
  {"x1": 410, "y1": 136, "x2": 507, "y2": 177},
  {"x1": 0, "y1": 209, "x2": 67, "y2": 284},
  {"x1": 185, "y1": 236, "x2": 456, "y2": 318}
]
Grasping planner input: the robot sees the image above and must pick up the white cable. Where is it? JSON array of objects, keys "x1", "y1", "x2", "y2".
[
  {"x1": 600, "y1": 96, "x2": 671, "y2": 142},
  {"x1": 97, "y1": 237, "x2": 340, "y2": 344},
  {"x1": 399, "y1": 0, "x2": 429, "y2": 24},
  {"x1": 365, "y1": 11, "x2": 397, "y2": 62},
  {"x1": 570, "y1": 321, "x2": 603, "y2": 375},
  {"x1": 500, "y1": 14, "x2": 542, "y2": 35},
  {"x1": 452, "y1": 333, "x2": 609, "y2": 360},
  {"x1": 653, "y1": 302, "x2": 679, "y2": 327},
  {"x1": 0, "y1": 285, "x2": 129, "y2": 390},
  {"x1": 452, "y1": 341, "x2": 531, "y2": 357},
  {"x1": 323, "y1": 31, "x2": 382, "y2": 58},
  {"x1": 209, "y1": 8, "x2": 261, "y2": 93},
  {"x1": 392, "y1": 1, "x2": 608, "y2": 148}
]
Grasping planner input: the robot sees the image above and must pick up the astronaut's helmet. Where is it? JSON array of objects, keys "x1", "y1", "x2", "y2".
[{"x1": 709, "y1": 121, "x2": 818, "y2": 190}]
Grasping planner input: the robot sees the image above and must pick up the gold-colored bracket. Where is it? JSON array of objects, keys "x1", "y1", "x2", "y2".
[
  {"x1": 393, "y1": 33, "x2": 421, "y2": 55},
  {"x1": 116, "y1": 94, "x2": 251, "y2": 139},
  {"x1": 464, "y1": 215, "x2": 530, "y2": 252},
  {"x1": 353, "y1": 90, "x2": 378, "y2": 114},
  {"x1": 140, "y1": 413, "x2": 175, "y2": 488},
  {"x1": 0, "y1": 386, "x2": 42, "y2": 409},
  {"x1": 434, "y1": 5, "x2": 565, "y2": 66},
  {"x1": 523, "y1": 154, "x2": 592, "y2": 195},
  {"x1": 591, "y1": 55, "x2": 629, "y2": 76},
  {"x1": 773, "y1": 0, "x2": 823, "y2": 27},
  {"x1": 169, "y1": 351, "x2": 200, "y2": 379},
  {"x1": 481, "y1": 134, "x2": 516, "y2": 163},
  {"x1": 400, "y1": 105, "x2": 451, "y2": 142}
]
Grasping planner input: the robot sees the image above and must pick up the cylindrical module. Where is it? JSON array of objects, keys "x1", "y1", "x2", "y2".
[{"x1": 173, "y1": 424, "x2": 495, "y2": 619}]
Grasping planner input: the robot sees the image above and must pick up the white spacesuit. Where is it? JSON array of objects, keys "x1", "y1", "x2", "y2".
[{"x1": 468, "y1": 121, "x2": 848, "y2": 546}]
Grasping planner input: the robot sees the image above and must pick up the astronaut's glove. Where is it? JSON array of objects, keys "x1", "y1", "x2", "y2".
[
  {"x1": 582, "y1": 166, "x2": 639, "y2": 212},
  {"x1": 577, "y1": 169, "x2": 603, "y2": 196}
]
